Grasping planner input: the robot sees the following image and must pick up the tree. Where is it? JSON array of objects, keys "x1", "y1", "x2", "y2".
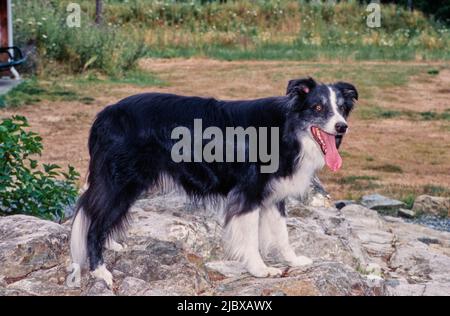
[
  {"x1": 95, "y1": 0, "x2": 103, "y2": 25},
  {"x1": 362, "y1": 0, "x2": 450, "y2": 24}
]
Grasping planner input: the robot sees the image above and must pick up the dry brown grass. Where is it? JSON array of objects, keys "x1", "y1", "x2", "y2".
[{"x1": 2, "y1": 58, "x2": 449, "y2": 202}]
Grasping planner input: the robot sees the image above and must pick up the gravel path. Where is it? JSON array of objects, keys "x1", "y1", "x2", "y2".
[{"x1": 406, "y1": 215, "x2": 450, "y2": 232}]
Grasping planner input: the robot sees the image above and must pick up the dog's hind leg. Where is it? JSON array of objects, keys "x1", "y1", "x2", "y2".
[
  {"x1": 223, "y1": 209, "x2": 283, "y2": 278},
  {"x1": 259, "y1": 202, "x2": 312, "y2": 267},
  {"x1": 87, "y1": 181, "x2": 145, "y2": 288}
]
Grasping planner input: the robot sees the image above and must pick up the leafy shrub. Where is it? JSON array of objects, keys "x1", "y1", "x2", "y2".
[
  {"x1": 14, "y1": 0, "x2": 450, "y2": 66},
  {"x1": 0, "y1": 116, "x2": 79, "y2": 220},
  {"x1": 15, "y1": 0, "x2": 146, "y2": 76},
  {"x1": 401, "y1": 194, "x2": 416, "y2": 209}
]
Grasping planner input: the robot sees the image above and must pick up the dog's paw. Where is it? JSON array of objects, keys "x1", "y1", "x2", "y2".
[
  {"x1": 287, "y1": 256, "x2": 313, "y2": 267},
  {"x1": 91, "y1": 264, "x2": 113, "y2": 289},
  {"x1": 248, "y1": 265, "x2": 283, "y2": 278},
  {"x1": 66, "y1": 263, "x2": 81, "y2": 288},
  {"x1": 105, "y1": 239, "x2": 126, "y2": 252}
]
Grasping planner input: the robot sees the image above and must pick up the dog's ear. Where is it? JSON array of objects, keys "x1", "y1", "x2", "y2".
[
  {"x1": 333, "y1": 82, "x2": 358, "y2": 116},
  {"x1": 334, "y1": 82, "x2": 358, "y2": 101},
  {"x1": 286, "y1": 77, "x2": 317, "y2": 99}
]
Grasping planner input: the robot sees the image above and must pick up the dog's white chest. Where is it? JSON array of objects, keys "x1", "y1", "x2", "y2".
[{"x1": 270, "y1": 136, "x2": 324, "y2": 201}]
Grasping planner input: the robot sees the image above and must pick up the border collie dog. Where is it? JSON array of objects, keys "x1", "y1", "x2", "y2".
[{"x1": 67, "y1": 77, "x2": 357, "y2": 288}]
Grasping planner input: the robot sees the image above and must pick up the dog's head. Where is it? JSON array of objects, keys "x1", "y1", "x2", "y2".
[{"x1": 286, "y1": 77, "x2": 358, "y2": 171}]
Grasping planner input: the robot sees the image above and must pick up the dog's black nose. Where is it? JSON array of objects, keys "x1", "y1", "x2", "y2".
[{"x1": 335, "y1": 122, "x2": 348, "y2": 134}]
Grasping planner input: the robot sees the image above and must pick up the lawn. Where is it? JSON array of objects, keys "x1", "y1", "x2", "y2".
[{"x1": 1, "y1": 58, "x2": 449, "y2": 204}]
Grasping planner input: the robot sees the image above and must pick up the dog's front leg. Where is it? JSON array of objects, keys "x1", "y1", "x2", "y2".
[
  {"x1": 223, "y1": 209, "x2": 282, "y2": 277},
  {"x1": 259, "y1": 204, "x2": 313, "y2": 267}
]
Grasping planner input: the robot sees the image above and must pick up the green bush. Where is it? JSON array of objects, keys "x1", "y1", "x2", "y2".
[
  {"x1": 0, "y1": 116, "x2": 79, "y2": 220},
  {"x1": 14, "y1": 0, "x2": 450, "y2": 67},
  {"x1": 15, "y1": 0, "x2": 146, "y2": 76}
]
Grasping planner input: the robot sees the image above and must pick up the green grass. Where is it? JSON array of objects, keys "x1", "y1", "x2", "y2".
[
  {"x1": 78, "y1": 96, "x2": 95, "y2": 105},
  {"x1": 108, "y1": 70, "x2": 167, "y2": 87},
  {"x1": 357, "y1": 105, "x2": 403, "y2": 120},
  {"x1": 338, "y1": 175, "x2": 380, "y2": 184},
  {"x1": 145, "y1": 44, "x2": 450, "y2": 62},
  {"x1": 0, "y1": 80, "x2": 43, "y2": 107},
  {"x1": 419, "y1": 111, "x2": 450, "y2": 121},
  {"x1": 357, "y1": 105, "x2": 450, "y2": 121},
  {"x1": 401, "y1": 194, "x2": 416, "y2": 209},
  {"x1": 0, "y1": 69, "x2": 167, "y2": 108},
  {"x1": 337, "y1": 175, "x2": 381, "y2": 191},
  {"x1": 427, "y1": 68, "x2": 440, "y2": 75},
  {"x1": 367, "y1": 164, "x2": 404, "y2": 174},
  {"x1": 0, "y1": 79, "x2": 80, "y2": 108},
  {"x1": 72, "y1": 69, "x2": 167, "y2": 87},
  {"x1": 422, "y1": 185, "x2": 450, "y2": 196}
]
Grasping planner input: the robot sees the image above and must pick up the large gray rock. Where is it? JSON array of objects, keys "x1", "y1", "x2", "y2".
[
  {"x1": 412, "y1": 195, "x2": 450, "y2": 217},
  {"x1": 360, "y1": 194, "x2": 405, "y2": 215},
  {"x1": 398, "y1": 208, "x2": 416, "y2": 219},
  {"x1": 0, "y1": 215, "x2": 70, "y2": 281},
  {"x1": 1, "y1": 191, "x2": 450, "y2": 296},
  {"x1": 210, "y1": 261, "x2": 383, "y2": 296}
]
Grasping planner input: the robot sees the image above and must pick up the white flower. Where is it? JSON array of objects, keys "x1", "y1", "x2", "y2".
[{"x1": 42, "y1": 34, "x2": 47, "y2": 39}]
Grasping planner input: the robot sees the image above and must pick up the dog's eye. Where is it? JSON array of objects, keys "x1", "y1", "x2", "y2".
[
  {"x1": 314, "y1": 104, "x2": 322, "y2": 112},
  {"x1": 339, "y1": 105, "x2": 345, "y2": 112}
]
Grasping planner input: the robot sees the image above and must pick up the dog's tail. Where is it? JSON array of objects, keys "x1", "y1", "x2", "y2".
[
  {"x1": 66, "y1": 193, "x2": 91, "y2": 287},
  {"x1": 70, "y1": 207, "x2": 90, "y2": 263}
]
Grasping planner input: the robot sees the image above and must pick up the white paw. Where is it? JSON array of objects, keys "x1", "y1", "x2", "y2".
[
  {"x1": 287, "y1": 256, "x2": 313, "y2": 267},
  {"x1": 91, "y1": 264, "x2": 113, "y2": 289},
  {"x1": 248, "y1": 265, "x2": 283, "y2": 278},
  {"x1": 105, "y1": 239, "x2": 126, "y2": 252},
  {"x1": 66, "y1": 263, "x2": 81, "y2": 288}
]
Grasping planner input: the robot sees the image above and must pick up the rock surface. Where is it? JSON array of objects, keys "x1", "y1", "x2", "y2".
[
  {"x1": 360, "y1": 194, "x2": 405, "y2": 215},
  {"x1": 1, "y1": 192, "x2": 450, "y2": 296},
  {"x1": 412, "y1": 195, "x2": 450, "y2": 217},
  {"x1": 398, "y1": 208, "x2": 416, "y2": 219}
]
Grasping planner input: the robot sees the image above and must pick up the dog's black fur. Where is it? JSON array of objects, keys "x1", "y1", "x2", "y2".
[{"x1": 73, "y1": 77, "x2": 357, "y2": 273}]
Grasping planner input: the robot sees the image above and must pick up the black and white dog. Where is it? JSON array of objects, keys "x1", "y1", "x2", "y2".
[{"x1": 67, "y1": 77, "x2": 357, "y2": 288}]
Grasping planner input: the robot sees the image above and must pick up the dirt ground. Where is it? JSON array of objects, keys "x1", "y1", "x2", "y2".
[{"x1": 2, "y1": 58, "x2": 449, "y2": 200}]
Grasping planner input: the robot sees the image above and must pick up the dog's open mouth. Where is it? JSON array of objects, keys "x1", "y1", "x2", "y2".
[{"x1": 311, "y1": 126, "x2": 342, "y2": 172}]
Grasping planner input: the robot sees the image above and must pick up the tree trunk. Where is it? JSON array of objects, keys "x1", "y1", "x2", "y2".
[{"x1": 95, "y1": 0, "x2": 103, "y2": 25}]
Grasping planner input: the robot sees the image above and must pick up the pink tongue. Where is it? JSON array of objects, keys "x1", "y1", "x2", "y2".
[{"x1": 321, "y1": 131, "x2": 342, "y2": 172}]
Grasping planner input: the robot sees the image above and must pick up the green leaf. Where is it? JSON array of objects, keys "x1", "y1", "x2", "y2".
[{"x1": 0, "y1": 115, "x2": 79, "y2": 220}]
